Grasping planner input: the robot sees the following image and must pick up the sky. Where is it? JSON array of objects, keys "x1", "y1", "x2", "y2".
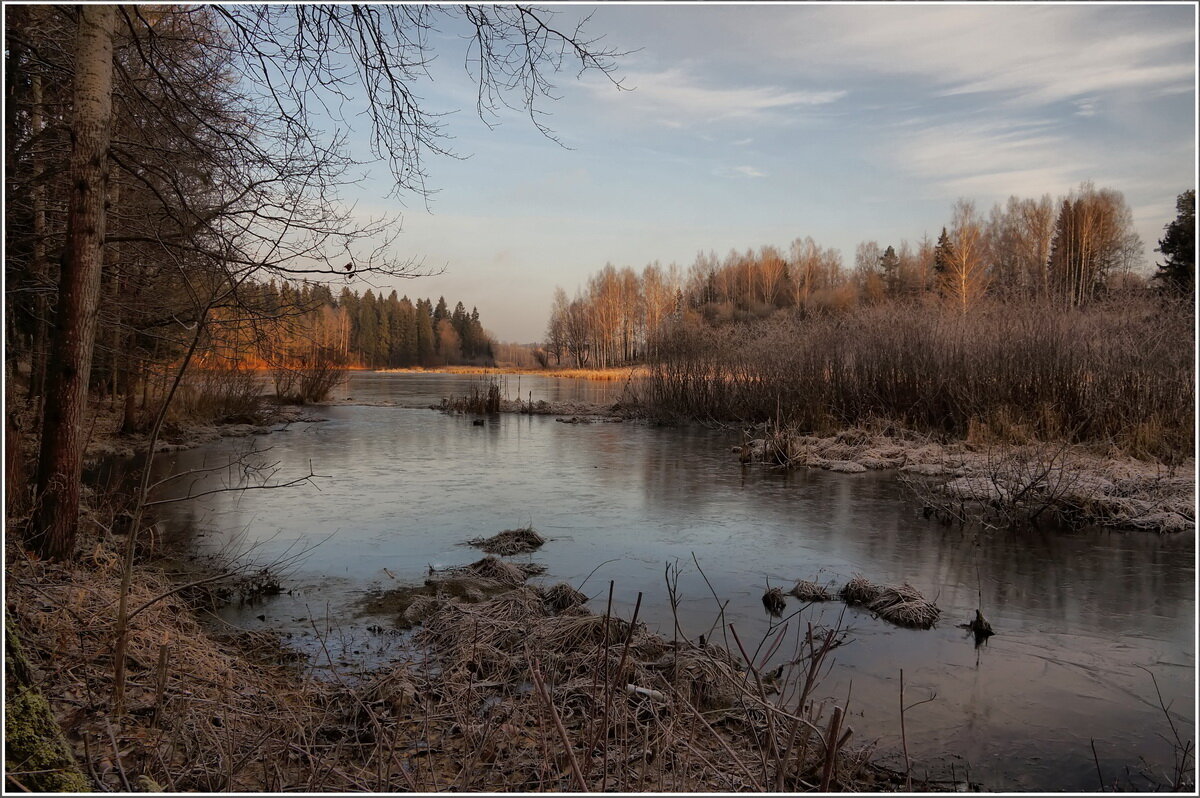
[{"x1": 337, "y1": 3, "x2": 1197, "y2": 343}]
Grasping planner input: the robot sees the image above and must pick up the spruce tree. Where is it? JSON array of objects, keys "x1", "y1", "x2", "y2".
[
  {"x1": 1154, "y1": 189, "x2": 1195, "y2": 299},
  {"x1": 880, "y1": 245, "x2": 900, "y2": 293},
  {"x1": 934, "y1": 228, "x2": 954, "y2": 275},
  {"x1": 415, "y1": 298, "x2": 436, "y2": 365}
]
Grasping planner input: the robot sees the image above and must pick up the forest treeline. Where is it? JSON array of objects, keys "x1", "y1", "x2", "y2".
[
  {"x1": 213, "y1": 281, "x2": 496, "y2": 371},
  {"x1": 545, "y1": 183, "x2": 1175, "y2": 369},
  {"x1": 546, "y1": 185, "x2": 1195, "y2": 460}
]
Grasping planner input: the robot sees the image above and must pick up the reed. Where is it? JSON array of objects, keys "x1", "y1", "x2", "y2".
[{"x1": 440, "y1": 378, "x2": 503, "y2": 414}]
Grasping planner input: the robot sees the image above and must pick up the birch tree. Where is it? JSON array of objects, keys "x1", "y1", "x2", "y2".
[{"x1": 941, "y1": 199, "x2": 990, "y2": 314}]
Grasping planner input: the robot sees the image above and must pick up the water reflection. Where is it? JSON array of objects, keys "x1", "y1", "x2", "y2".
[{"x1": 141, "y1": 373, "x2": 1194, "y2": 791}]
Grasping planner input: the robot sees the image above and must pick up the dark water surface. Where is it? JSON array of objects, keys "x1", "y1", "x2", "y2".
[{"x1": 145, "y1": 373, "x2": 1195, "y2": 791}]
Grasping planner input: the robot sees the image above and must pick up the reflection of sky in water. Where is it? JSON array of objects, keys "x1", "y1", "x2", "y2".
[{"x1": 145, "y1": 373, "x2": 1194, "y2": 791}]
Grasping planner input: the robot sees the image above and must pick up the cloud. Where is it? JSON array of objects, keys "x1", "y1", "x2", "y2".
[
  {"x1": 588, "y1": 66, "x2": 844, "y2": 125},
  {"x1": 791, "y1": 6, "x2": 1194, "y2": 107},
  {"x1": 890, "y1": 117, "x2": 1087, "y2": 199},
  {"x1": 713, "y1": 165, "x2": 767, "y2": 179}
]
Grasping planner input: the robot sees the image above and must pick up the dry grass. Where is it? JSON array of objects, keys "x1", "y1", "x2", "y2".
[
  {"x1": 431, "y1": 555, "x2": 545, "y2": 586},
  {"x1": 838, "y1": 575, "x2": 881, "y2": 606},
  {"x1": 5, "y1": 536, "x2": 357, "y2": 792},
  {"x1": 539, "y1": 582, "x2": 588, "y2": 613},
  {"x1": 762, "y1": 586, "x2": 787, "y2": 616}
]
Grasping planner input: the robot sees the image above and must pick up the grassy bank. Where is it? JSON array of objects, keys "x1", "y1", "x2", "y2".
[
  {"x1": 380, "y1": 365, "x2": 649, "y2": 381},
  {"x1": 638, "y1": 297, "x2": 1192, "y2": 463}
]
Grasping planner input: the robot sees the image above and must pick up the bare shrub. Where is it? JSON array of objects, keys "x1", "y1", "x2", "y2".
[
  {"x1": 171, "y1": 368, "x2": 264, "y2": 424},
  {"x1": 901, "y1": 441, "x2": 1194, "y2": 532},
  {"x1": 272, "y1": 346, "x2": 346, "y2": 404}
]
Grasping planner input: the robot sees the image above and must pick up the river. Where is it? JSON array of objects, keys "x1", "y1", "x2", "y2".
[{"x1": 132, "y1": 372, "x2": 1194, "y2": 791}]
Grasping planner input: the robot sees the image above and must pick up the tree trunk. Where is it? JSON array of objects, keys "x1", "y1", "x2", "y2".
[
  {"x1": 29, "y1": 6, "x2": 115, "y2": 561},
  {"x1": 28, "y1": 73, "x2": 49, "y2": 413}
]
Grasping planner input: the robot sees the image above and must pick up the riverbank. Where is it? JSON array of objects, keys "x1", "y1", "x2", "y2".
[
  {"x1": 5, "y1": 525, "x2": 919, "y2": 792},
  {"x1": 67, "y1": 402, "x2": 327, "y2": 462}
]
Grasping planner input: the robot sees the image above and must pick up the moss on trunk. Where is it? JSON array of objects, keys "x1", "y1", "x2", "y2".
[{"x1": 5, "y1": 610, "x2": 90, "y2": 792}]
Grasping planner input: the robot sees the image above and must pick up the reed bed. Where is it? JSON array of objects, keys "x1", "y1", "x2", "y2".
[
  {"x1": 539, "y1": 582, "x2": 588, "y2": 612},
  {"x1": 386, "y1": 365, "x2": 648, "y2": 382},
  {"x1": 638, "y1": 297, "x2": 1193, "y2": 462},
  {"x1": 430, "y1": 555, "x2": 543, "y2": 587},
  {"x1": 393, "y1": 581, "x2": 880, "y2": 791}
]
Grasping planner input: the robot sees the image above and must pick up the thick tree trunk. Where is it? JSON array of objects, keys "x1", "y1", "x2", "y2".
[{"x1": 29, "y1": 6, "x2": 115, "y2": 561}]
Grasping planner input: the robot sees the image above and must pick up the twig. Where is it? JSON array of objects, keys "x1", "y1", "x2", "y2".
[
  {"x1": 529, "y1": 657, "x2": 587, "y2": 790},
  {"x1": 105, "y1": 722, "x2": 132, "y2": 792},
  {"x1": 901, "y1": 669, "x2": 911, "y2": 790},
  {"x1": 1091, "y1": 738, "x2": 1104, "y2": 790},
  {"x1": 601, "y1": 590, "x2": 641, "y2": 792},
  {"x1": 819, "y1": 705, "x2": 843, "y2": 791}
]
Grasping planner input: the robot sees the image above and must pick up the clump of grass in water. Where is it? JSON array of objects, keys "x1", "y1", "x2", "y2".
[
  {"x1": 440, "y1": 377, "x2": 502, "y2": 414},
  {"x1": 467, "y1": 524, "x2": 545, "y2": 555},
  {"x1": 790, "y1": 579, "x2": 834, "y2": 601},
  {"x1": 839, "y1": 575, "x2": 940, "y2": 629}
]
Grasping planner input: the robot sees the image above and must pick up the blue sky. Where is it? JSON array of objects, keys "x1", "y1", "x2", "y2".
[{"x1": 341, "y1": 3, "x2": 1196, "y2": 342}]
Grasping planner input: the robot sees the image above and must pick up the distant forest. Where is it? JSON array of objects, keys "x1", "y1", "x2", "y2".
[
  {"x1": 544, "y1": 182, "x2": 1177, "y2": 368},
  {"x1": 209, "y1": 282, "x2": 496, "y2": 371}
]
